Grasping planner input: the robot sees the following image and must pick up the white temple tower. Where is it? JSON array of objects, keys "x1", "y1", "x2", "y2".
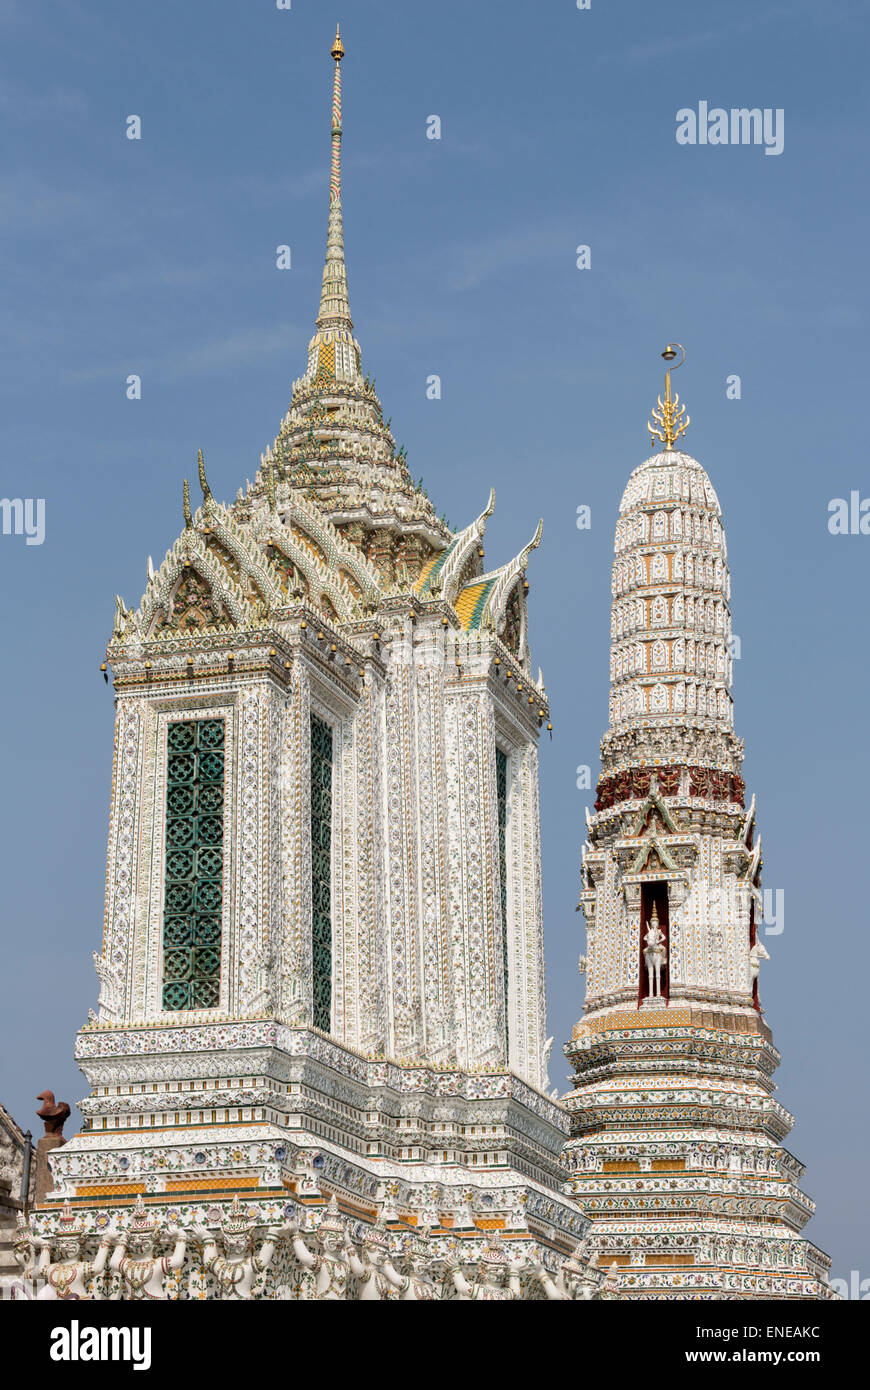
[
  {"x1": 563, "y1": 347, "x2": 835, "y2": 1299},
  {"x1": 33, "y1": 31, "x2": 600, "y2": 1298}
]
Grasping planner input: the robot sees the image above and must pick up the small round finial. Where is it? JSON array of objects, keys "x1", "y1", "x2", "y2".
[{"x1": 331, "y1": 25, "x2": 344, "y2": 61}]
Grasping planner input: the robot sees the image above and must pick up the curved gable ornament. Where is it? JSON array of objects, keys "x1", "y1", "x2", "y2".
[
  {"x1": 263, "y1": 530, "x2": 357, "y2": 622},
  {"x1": 474, "y1": 518, "x2": 542, "y2": 660},
  {"x1": 201, "y1": 509, "x2": 284, "y2": 616},
  {"x1": 253, "y1": 494, "x2": 382, "y2": 617},
  {"x1": 140, "y1": 538, "x2": 248, "y2": 638},
  {"x1": 432, "y1": 488, "x2": 495, "y2": 605}
]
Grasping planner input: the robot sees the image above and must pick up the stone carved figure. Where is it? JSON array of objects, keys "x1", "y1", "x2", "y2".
[
  {"x1": 35, "y1": 1201, "x2": 113, "y2": 1300},
  {"x1": 110, "y1": 1195, "x2": 187, "y2": 1300},
  {"x1": 749, "y1": 940, "x2": 770, "y2": 985},
  {"x1": 526, "y1": 1239, "x2": 603, "y2": 1301},
  {"x1": 643, "y1": 906, "x2": 667, "y2": 999},
  {"x1": 0, "y1": 1215, "x2": 36, "y2": 1300},
  {"x1": 445, "y1": 1233, "x2": 523, "y2": 1301},
  {"x1": 561, "y1": 1244, "x2": 604, "y2": 1300},
  {"x1": 36, "y1": 1091, "x2": 71, "y2": 1137},
  {"x1": 530, "y1": 1257, "x2": 570, "y2": 1300},
  {"x1": 289, "y1": 1194, "x2": 351, "y2": 1299},
  {"x1": 380, "y1": 1230, "x2": 438, "y2": 1301},
  {"x1": 192, "y1": 1195, "x2": 288, "y2": 1301},
  {"x1": 343, "y1": 1217, "x2": 393, "y2": 1300}
]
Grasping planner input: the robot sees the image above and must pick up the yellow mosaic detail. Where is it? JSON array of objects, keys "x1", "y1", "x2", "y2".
[
  {"x1": 414, "y1": 552, "x2": 441, "y2": 593},
  {"x1": 453, "y1": 581, "x2": 488, "y2": 629},
  {"x1": 68, "y1": 1184, "x2": 147, "y2": 1200},
  {"x1": 163, "y1": 1176, "x2": 263, "y2": 1193},
  {"x1": 317, "y1": 339, "x2": 336, "y2": 378}
]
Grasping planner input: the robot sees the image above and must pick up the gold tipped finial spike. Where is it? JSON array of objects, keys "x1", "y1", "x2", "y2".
[
  {"x1": 647, "y1": 342, "x2": 690, "y2": 450},
  {"x1": 183, "y1": 478, "x2": 193, "y2": 529},
  {"x1": 331, "y1": 24, "x2": 344, "y2": 61}
]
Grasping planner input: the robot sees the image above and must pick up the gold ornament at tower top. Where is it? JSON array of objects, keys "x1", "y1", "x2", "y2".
[{"x1": 647, "y1": 342, "x2": 690, "y2": 449}]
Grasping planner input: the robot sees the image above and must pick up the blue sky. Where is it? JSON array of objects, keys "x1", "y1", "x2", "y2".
[{"x1": 0, "y1": 0, "x2": 867, "y2": 1280}]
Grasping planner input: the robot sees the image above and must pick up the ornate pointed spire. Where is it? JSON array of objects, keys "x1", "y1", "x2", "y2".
[
  {"x1": 317, "y1": 26, "x2": 352, "y2": 336},
  {"x1": 302, "y1": 29, "x2": 361, "y2": 384},
  {"x1": 647, "y1": 343, "x2": 690, "y2": 450},
  {"x1": 260, "y1": 31, "x2": 451, "y2": 564}
]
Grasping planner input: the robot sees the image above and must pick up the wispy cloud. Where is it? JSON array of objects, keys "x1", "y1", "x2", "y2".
[
  {"x1": 91, "y1": 261, "x2": 233, "y2": 296},
  {"x1": 615, "y1": 30, "x2": 722, "y2": 65},
  {"x1": 234, "y1": 166, "x2": 328, "y2": 203},
  {"x1": 64, "y1": 323, "x2": 306, "y2": 385},
  {"x1": 0, "y1": 173, "x2": 92, "y2": 231},
  {"x1": 597, "y1": 0, "x2": 855, "y2": 67},
  {"x1": 446, "y1": 223, "x2": 569, "y2": 292},
  {"x1": 0, "y1": 79, "x2": 86, "y2": 120}
]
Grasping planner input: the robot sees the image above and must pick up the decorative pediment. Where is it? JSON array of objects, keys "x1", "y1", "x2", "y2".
[
  {"x1": 160, "y1": 568, "x2": 224, "y2": 633},
  {"x1": 627, "y1": 837, "x2": 680, "y2": 876},
  {"x1": 630, "y1": 789, "x2": 681, "y2": 838},
  {"x1": 140, "y1": 533, "x2": 249, "y2": 639}
]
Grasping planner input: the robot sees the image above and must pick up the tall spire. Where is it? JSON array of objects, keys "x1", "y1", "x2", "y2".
[
  {"x1": 261, "y1": 28, "x2": 450, "y2": 564},
  {"x1": 304, "y1": 27, "x2": 361, "y2": 384},
  {"x1": 316, "y1": 26, "x2": 353, "y2": 336}
]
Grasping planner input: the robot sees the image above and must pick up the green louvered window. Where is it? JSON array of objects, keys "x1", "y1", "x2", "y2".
[
  {"x1": 161, "y1": 719, "x2": 225, "y2": 1011},
  {"x1": 496, "y1": 746, "x2": 509, "y2": 1054},
  {"x1": 310, "y1": 713, "x2": 333, "y2": 1032}
]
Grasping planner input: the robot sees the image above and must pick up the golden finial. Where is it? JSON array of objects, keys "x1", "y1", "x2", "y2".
[
  {"x1": 331, "y1": 25, "x2": 344, "y2": 61},
  {"x1": 197, "y1": 448, "x2": 213, "y2": 502},
  {"x1": 183, "y1": 478, "x2": 193, "y2": 529},
  {"x1": 647, "y1": 343, "x2": 690, "y2": 450}
]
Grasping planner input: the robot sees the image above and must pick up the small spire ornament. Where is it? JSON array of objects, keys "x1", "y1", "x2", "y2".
[
  {"x1": 198, "y1": 448, "x2": 213, "y2": 503},
  {"x1": 647, "y1": 342, "x2": 690, "y2": 450},
  {"x1": 265, "y1": 462, "x2": 278, "y2": 514}
]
